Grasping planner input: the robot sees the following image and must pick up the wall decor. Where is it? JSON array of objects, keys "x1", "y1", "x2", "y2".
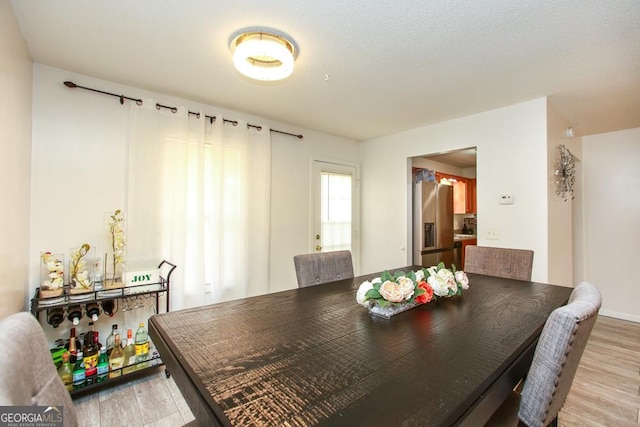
[{"x1": 554, "y1": 144, "x2": 576, "y2": 201}]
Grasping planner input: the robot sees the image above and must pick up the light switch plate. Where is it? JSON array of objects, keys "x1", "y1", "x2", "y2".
[
  {"x1": 486, "y1": 229, "x2": 499, "y2": 240},
  {"x1": 499, "y1": 194, "x2": 514, "y2": 205}
]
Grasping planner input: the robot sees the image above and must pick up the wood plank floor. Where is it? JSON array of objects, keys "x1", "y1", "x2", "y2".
[{"x1": 74, "y1": 315, "x2": 640, "y2": 426}]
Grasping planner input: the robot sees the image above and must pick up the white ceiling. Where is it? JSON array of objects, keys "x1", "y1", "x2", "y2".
[{"x1": 10, "y1": 0, "x2": 640, "y2": 141}]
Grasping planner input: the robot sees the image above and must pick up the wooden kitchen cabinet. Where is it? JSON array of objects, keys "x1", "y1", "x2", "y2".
[
  {"x1": 436, "y1": 172, "x2": 476, "y2": 214},
  {"x1": 465, "y1": 178, "x2": 476, "y2": 213},
  {"x1": 453, "y1": 181, "x2": 466, "y2": 214}
]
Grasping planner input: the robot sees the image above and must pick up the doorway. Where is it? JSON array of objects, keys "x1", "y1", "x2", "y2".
[{"x1": 312, "y1": 160, "x2": 360, "y2": 270}]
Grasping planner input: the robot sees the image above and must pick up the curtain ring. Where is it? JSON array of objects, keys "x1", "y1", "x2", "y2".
[
  {"x1": 119, "y1": 95, "x2": 124, "y2": 105},
  {"x1": 156, "y1": 103, "x2": 161, "y2": 111},
  {"x1": 136, "y1": 99, "x2": 143, "y2": 106}
]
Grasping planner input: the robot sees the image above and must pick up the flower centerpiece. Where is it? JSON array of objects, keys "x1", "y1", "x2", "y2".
[
  {"x1": 69, "y1": 243, "x2": 93, "y2": 294},
  {"x1": 356, "y1": 262, "x2": 469, "y2": 318},
  {"x1": 105, "y1": 209, "x2": 126, "y2": 289},
  {"x1": 40, "y1": 252, "x2": 65, "y2": 298}
]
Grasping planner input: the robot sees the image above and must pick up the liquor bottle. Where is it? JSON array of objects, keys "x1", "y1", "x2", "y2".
[
  {"x1": 122, "y1": 329, "x2": 136, "y2": 374},
  {"x1": 72, "y1": 350, "x2": 85, "y2": 389},
  {"x1": 67, "y1": 305, "x2": 83, "y2": 326},
  {"x1": 105, "y1": 324, "x2": 120, "y2": 356},
  {"x1": 67, "y1": 328, "x2": 77, "y2": 364},
  {"x1": 134, "y1": 323, "x2": 149, "y2": 368},
  {"x1": 108, "y1": 334, "x2": 125, "y2": 379},
  {"x1": 83, "y1": 327, "x2": 98, "y2": 385},
  {"x1": 102, "y1": 299, "x2": 116, "y2": 317},
  {"x1": 94, "y1": 330, "x2": 102, "y2": 351},
  {"x1": 57, "y1": 351, "x2": 73, "y2": 391},
  {"x1": 47, "y1": 307, "x2": 65, "y2": 328},
  {"x1": 86, "y1": 302, "x2": 100, "y2": 322},
  {"x1": 96, "y1": 347, "x2": 109, "y2": 383}
]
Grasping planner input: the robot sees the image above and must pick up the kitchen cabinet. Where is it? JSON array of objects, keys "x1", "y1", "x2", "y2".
[
  {"x1": 466, "y1": 178, "x2": 477, "y2": 213},
  {"x1": 453, "y1": 181, "x2": 466, "y2": 214},
  {"x1": 435, "y1": 172, "x2": 476, "y2": 214}
]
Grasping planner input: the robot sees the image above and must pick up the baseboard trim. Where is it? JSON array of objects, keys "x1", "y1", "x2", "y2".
[{"x1": 599, "y1": 309, "x2": 640, "y2": 324}]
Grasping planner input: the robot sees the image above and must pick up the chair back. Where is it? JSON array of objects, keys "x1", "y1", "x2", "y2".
[
  {"x1": 0, "y1": 312, "x2": 78, "y2": 426},
  {"x1": 518, "y1": 282, "x2": 602, "y2": 427},
  {"x1": 464, "y1": 246, "x2": 534, "y2": 281},
  {"x1": 294, "y1": 250, "x2": 354, "y2": 288}
]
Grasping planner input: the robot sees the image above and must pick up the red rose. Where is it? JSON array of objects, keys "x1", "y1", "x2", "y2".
[{"x1": 415, "y1": 281, "x2": 434, "y2": 304}]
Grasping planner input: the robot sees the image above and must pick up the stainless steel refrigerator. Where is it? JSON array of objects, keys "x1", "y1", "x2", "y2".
[{"x1": 413, "y1": 181, "x2": 454, "y2": 267}]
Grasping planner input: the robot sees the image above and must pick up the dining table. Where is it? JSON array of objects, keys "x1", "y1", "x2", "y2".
[{"x1": 149, "y1": 267, "x2": 572, "y2": 426}]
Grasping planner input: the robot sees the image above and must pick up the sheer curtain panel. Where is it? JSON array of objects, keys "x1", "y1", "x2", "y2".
[{"x1": 127, "y1": 102, "x2": 271, "y2": 309}]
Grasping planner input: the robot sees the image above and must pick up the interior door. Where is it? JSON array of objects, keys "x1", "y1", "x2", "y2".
[{"x1": 312, "y1": 160, "x2": 359, "y2": 268}]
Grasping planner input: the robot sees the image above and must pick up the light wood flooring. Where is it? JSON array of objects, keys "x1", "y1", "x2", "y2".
[{"x1": 74, "y1": 315, "x2": 640, "y2": 426}]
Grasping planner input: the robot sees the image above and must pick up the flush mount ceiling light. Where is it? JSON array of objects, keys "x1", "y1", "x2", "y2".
[{"x1": 230, "y1": 31, "x2": 296, "y2": 82}]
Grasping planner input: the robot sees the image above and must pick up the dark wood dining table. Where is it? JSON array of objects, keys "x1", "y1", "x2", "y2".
[{"x1": 149, "y1": 267, "x2": 572, "y2": 426}]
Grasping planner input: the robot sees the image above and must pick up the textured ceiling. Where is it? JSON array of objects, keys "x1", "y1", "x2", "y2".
[{"x1": 10, "y1": 0, "x2": 640, "y2": 141}]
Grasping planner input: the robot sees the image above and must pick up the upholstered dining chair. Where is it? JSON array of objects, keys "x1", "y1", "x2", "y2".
[
  {"x1": 293, "y1": 250, "x2": 354, "y2": 288},
  {"x1": 0, "y1": 312, "x2": 78, "y2": 427},
  {"x1": 464, "y1": 246, "x2": 534, "y2": 281},
  {"x1": 485, "y1": 281, "x2": 602, "y2": 427}
]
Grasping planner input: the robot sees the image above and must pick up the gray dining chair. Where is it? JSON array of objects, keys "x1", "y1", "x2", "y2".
[
  {"x1": 464, "y1": 246, "x2": 534, "y2": 281},
  {"x1": 485, "y1": 281, "x2": 602, "y2": 427},
  {"x1": 0, "y1": 312, "x2": 78, "y2": 427},
  {"x1": 293, "y1": 250, "x2": 354, "y2": 288}
]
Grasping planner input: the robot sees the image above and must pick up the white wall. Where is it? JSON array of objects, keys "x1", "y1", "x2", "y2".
[
  {"x1": 30, "y1": 64, "x2": 359, "y2": 339},
  {"x1": 582, "y1": 127, "x2": 640, "y2": 322},
  {"x1": 546, "y1": 100, "x2": 579, "y2": 287},
  {"x1": 269, "y1": 128, "x2": 360, "y2": 292},
  {"x1": 0, "y1": 0, "x2": 33, "y2": 319},
  {"x1": 360, "y1": 99, "x2": 552, "y2": 282}
]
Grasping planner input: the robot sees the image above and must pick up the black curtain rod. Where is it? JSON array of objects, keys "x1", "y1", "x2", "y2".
[{"x1": 64, "y1": 81, "x2": 303, "y2": 139}]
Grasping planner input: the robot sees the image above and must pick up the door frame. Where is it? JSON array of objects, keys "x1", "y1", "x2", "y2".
[{"x1": 310, "y1": 158, "x2": 361, "y2": 274}]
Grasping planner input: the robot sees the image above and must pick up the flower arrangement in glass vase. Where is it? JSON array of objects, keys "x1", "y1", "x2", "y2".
[
  {"x1": 105, "y1": 209, "x2": 126, "y2": 289},
  {"x1": 40, "y1": 252, "x2": 65, "y2": 298},
  {"x1": 69, "y1": 243, "x2": 93, "y2": 294},
  {"x1": 356, "y1": 262, "x2": 469, "y2": 318}
]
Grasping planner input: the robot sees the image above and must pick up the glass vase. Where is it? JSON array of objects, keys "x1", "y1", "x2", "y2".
[
  {"x1": 68, "y1": 244, "x2": 94, "y2": 295},
  {"x1": 368, "y1": 301, "x2": 419, "y2": 319},
  {"x1": 40, "y1": 252, "x2": 65, "y2": 298},
  {"x1": 104, "y1": 210, "x2": 126, "y2": 289}
]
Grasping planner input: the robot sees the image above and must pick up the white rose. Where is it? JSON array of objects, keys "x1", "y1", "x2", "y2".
[
  {"x1": 415, "y1": 270, "x2": 425, "y2": 282},
  {"x1": 379, "y1": 281, "x2": 404, "y2": 302},
  {"x1": 427, "y1": 274, "x2": 449, "y2": 297},
  {"x1": 455, "y1": 271, "x2": 469, "y2": 289},
  {"x1": 371, "y1": 277, "x2": 382, "y2": 285},
  {"x1": 396, "y1": 276, "x2": 415, "y2": 299},
  {"x1": 356, "y1": 281, "x2": 374, "y2": 306},
  {"x1": 437, "y1": 268, "x2": 457, "y2": 292}
]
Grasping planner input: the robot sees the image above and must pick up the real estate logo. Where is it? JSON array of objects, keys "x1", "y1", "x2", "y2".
[{"x1": 0, "y1": 406, "x2": 63, "y2": 427}]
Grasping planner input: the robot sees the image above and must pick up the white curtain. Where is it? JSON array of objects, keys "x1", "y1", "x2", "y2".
[{"x1": 126, "y1": 101, "x2": 271, "y2": 310}]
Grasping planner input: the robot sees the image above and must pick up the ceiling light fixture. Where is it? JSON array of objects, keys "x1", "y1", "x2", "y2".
[{"x1": 230, "y1": 31, "x2": 296, "y2": 82}]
